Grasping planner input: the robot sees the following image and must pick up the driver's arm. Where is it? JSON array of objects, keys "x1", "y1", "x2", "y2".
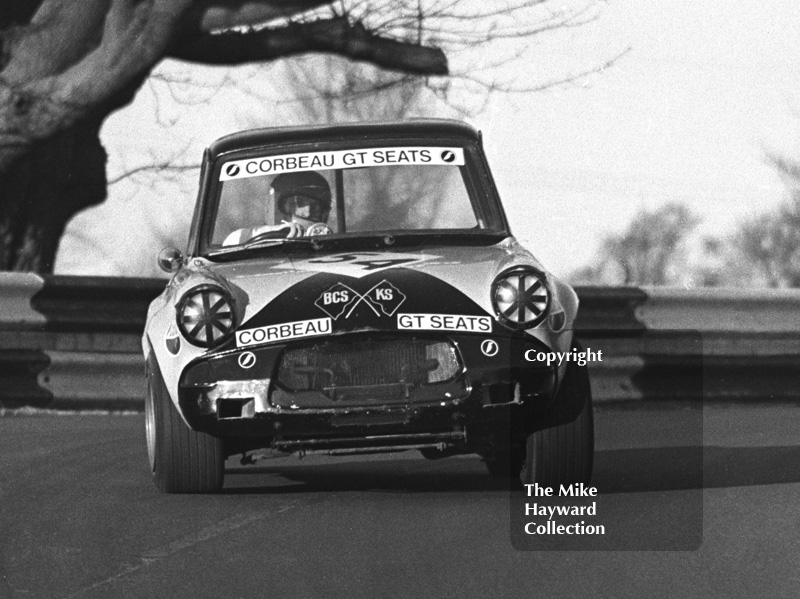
[{"x1": 222, "y1": 223, "x2": 304, "y2": 246}]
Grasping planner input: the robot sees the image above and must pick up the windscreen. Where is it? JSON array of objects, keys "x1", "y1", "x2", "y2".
[{"x1": 210, "y1": 145, "x2": 487, "y2": 247}]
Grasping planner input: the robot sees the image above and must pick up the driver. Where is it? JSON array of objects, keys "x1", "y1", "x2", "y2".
[{"x1": 223, "y1": 171, "x2": 332, "y2": 246}]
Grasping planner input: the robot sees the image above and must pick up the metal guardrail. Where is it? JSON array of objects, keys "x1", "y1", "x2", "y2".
[
  {"x1": 0, "y1": 274, "x2": 798, "y2": 409},
  {"x1": 0, "y1": 274, "x2": 165, "y2": 409},
  {"x1": 576, "y1": 286, "x2": 800, "y2": 402}
]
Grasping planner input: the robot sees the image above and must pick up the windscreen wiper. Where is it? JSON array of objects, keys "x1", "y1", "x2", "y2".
[{"x1": 207, "y1": 236, "x2": 317, "y2": 258}]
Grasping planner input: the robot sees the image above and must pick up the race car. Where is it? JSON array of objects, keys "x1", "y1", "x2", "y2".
[{"x1": 143, "y1": 120, "x2": 593, "y2": 493}]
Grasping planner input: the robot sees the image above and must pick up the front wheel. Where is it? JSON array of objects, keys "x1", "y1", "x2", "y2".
[
  {"x1": 146, "y1": 359, "x2": 225, "y2": 493},
  {"x1": 522, "y1": 358, "x2": 594, "y2": 486}
]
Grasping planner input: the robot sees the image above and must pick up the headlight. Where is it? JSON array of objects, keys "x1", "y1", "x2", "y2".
[
  {"x1": 491, "y1": 266, "x2": 551, "y2": 329},
  {"x1": 176, "y1": 284, "x2": 236, "y2": 348}
]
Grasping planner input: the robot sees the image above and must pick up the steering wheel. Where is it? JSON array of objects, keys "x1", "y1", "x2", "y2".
[{"x1": 305, "y1": 223, "x2": 333, "y2": 236}]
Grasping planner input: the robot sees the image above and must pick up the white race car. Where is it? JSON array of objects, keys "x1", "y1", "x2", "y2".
[{"x1": 143, "y1": 120, "x2": 593, "y2": 493}]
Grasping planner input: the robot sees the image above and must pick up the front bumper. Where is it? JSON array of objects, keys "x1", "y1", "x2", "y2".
[{"x1": 178, "y1": 332, "x2": 558, "y2": 452}]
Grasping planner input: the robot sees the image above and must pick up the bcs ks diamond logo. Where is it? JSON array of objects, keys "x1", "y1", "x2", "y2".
[{"x1": 315, "y1": 280, "x2": 406, "y2": 320}]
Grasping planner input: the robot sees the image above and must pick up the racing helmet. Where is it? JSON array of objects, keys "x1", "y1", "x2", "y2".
[{"x1": 271, "y1": 171, "x2": 332, "y2": 223}]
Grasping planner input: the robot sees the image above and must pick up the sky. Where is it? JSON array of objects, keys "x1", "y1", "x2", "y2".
[
  {"x1": 55, "y1": 0, "x2": 800, "y2": 279},
  {"x1": 478, "y1": 0, "x2": 800, "y2": 274}
]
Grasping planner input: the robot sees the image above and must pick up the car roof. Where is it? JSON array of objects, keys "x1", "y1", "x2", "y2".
[{"x1": 207, "y1": 119, "x2": 481, "y2": 160}]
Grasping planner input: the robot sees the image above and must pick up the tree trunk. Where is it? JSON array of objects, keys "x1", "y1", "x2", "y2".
[{"x1": 0, "y1": 111, "x2": 107, "y2": 272}]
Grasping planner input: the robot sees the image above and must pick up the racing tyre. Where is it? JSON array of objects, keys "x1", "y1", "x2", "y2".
[
  {"x1": 146, "y1": 360, "x2": 225, "y2": 493},
  {"x1": 522, "y1": 357, "x2": 594, "y2": 487}
]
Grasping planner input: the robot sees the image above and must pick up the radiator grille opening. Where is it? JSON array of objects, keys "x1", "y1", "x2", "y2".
[{"x1": 276, "y1": 338, "x2": 460, "y2": 395}]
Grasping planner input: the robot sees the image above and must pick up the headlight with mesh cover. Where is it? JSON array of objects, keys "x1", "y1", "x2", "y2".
[
  {"x1": 176, "y1": 284, "x2": 236, "y2": 348},
  {"x1": 491, "y1": 266, "x2": 551, "y2": 330}
]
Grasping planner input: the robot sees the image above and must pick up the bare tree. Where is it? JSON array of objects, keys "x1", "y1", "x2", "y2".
[
  {"x1": 0, "y1": 0, "x2": 612, "y2": 273},
  {"x1": 0, "y1": 1, "x2": 444, "y2": 273},
  {"x1": 571, "y1": 202, "x2": 700, "y2": 285},
  {"x1": 726, "y1": 152, "x2": 800, "y2": 287},
  {"x1": 734, "y1": 194, "x2": 800, "y2": 288}
]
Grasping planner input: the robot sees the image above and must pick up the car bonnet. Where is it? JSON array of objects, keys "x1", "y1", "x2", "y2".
[{"x1": 203, "y1": 241, "x2": 544, "y2": 330}]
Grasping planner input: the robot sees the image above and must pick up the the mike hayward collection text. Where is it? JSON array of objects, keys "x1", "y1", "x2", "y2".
[{"x1": 522, "y1": 483, "x2": 606, "y2": 536}]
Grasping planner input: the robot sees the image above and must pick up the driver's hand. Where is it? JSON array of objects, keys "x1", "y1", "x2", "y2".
[{"x1": 283, "y1": 222, "x2": 305, "y2": 238}]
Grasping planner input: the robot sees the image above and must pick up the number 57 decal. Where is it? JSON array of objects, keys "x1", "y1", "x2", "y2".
[{"x1": 292, "y1": 252, "x2": 437, "y2": 278}]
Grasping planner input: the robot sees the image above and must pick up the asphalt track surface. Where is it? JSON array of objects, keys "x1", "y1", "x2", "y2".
[{"x1": 1, "y1": 403, "x2": 798, "y2": 599}]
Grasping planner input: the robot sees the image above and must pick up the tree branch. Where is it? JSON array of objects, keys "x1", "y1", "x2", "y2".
[
  {"x1": 108, "y1": 162, "x2": 199, "y2": 186},
  {"x1": 767, "y1": 153, "x2": 800, "y2": 185},
  {"x1": 187, "y1": 0, "x2": 333, "y2": 32},
  {"x1": 170, "y1": 16, "x2": 448, "y2": 75}
]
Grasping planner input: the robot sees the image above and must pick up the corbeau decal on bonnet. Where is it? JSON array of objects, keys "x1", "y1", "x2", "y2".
[
  {"x1": 219, "y1": 147, "x2": 466, "y2": 181},
  {"x1": 291, "y1": 252, "x2": 438, "y2": 278},
  {"x1": 237, "y1": 317, "x2": 331, "y2": 347},
  {"x1": 315, "y1": 280, "x2": 406, "y2": 320}
]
